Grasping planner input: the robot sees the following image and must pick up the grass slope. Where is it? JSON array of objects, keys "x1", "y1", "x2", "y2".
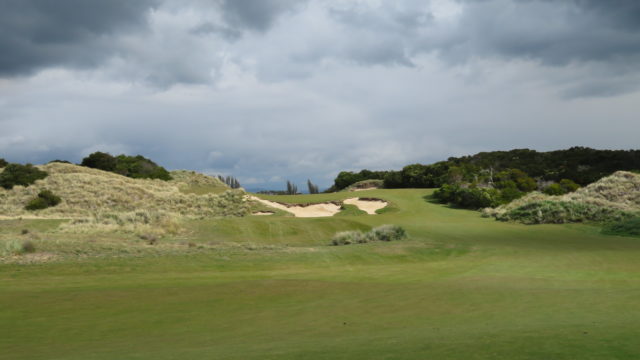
[
  {"x1": 0, "y1": 163, "x2": 239, "y2": 218},
  {"x1": 2, "y1": 189, "x2": 640, "y2": 359}
]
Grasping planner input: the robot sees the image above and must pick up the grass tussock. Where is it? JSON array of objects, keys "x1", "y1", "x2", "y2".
[
  {"x1": 1, "y1": 239, "x2": 36, "y2": 256},
  {"x1": 485, "y1": 171, "x2": 640, "y2": 224},
  {"x1": 0, "y1": 163, "x2": 248, "y2": 220},
  {"x1": 58, "y1": 210, "x2": 183, "y2": 237},
  {"x1": 331, "y1": 224, "x2": 407, "y2": 246},
  {"x1": 602, "y1": 217, "x2": 640, "y2": 237}
]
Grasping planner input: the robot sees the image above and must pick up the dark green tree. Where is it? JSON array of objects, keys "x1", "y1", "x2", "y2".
[{"x1": 0, "y1": 164, "x2": 48, "y2": 189}]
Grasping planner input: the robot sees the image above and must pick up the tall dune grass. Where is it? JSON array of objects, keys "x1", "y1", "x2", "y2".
[
  {"x1": 0, "y1": 163, "x2": 248, "y2": 232},
  {"x1": 485, "y1": 171, "x2": 640, "y2": 223}
]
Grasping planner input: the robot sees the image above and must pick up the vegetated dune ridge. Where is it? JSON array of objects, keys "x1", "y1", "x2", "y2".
[
  {"x1": 486, "y1": 171, "x2": 640, "y2": 220},
  {"x1": 344, "y1": 179, "x2": 383, "y2": 192},
  {"x1": 0, "y1": 162, "x2": 248, "y2": 219}
]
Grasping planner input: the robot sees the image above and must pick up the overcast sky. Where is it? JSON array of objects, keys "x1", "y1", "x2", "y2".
[{"x1": 1, "y1": 0, "x2": 639, "y2": 190}]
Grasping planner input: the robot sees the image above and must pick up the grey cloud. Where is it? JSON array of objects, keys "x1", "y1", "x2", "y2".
[
  {"x1": 0, "y1": 0, "x2": 158, "y2": 76},
  {"x1": 441, "y1": 0, "x2": 640, "y2": 65},
  {"x1": 221, "y1": 0, "x2": 307, "y2": 31}
]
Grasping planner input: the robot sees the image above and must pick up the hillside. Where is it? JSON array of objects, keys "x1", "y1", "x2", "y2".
[
  {"x1": 486, "y1": 171, "x2": 640, "y2": 223},
  {"x1": 0, "y1": 162, "x2": 247, "y2": 219}
]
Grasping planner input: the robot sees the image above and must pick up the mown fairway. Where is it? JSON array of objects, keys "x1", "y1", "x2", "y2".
[{"x1": 2, "y1": 189, "x2": 640, "y2": 359}]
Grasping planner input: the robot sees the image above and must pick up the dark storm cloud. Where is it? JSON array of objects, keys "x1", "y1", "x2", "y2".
[
  {"x1": 324, "y1": 0, "x2": 640, "y2": 66},
  {"x1": 0, "y1": 0, "x2": 159, "y2": 76},
  {"x1": 442, "y1": 0, "x2": 640, "y2": 66}
]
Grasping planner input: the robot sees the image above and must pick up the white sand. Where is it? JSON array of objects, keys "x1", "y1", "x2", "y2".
[
  {"x1": 248, "y1": 196, "x2": 388, "y2": 217},
  {"x1": 343, "y1": 198, "x2": 388, "y2": 214},
  {"x1": 248, "y1": 196, "x2": 342, "y2": 217}
]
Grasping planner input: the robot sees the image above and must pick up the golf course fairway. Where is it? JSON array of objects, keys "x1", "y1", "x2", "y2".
[{"x1": 2, "y1": 189, "x2": 640, "y2": 359}]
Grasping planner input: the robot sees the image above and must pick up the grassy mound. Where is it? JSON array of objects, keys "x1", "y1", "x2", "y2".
[
  {"x1": 170, "y1": 170, "x2": 230, "y2": 194},
  {"x1": 486, "y1": 171, "x2": 640, "y2": 224},
  {"x1": 0, "y1": 162, "x2": 247, "y2": 220}
]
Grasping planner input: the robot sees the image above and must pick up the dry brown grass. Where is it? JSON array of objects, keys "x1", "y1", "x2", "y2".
[{"x1": 0, "y1": 163, "x2": 248, "y2": 233}]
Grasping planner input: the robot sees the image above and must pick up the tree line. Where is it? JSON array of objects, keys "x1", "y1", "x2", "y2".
[{"x1": 330, "y1": 147, "x2": 640, "y2": 209}]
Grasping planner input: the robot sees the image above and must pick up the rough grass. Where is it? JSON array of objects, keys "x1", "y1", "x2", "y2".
[
  {"x1": 602, "y1": 217, "x2": 640, "y2": 237},
  {"x1": 0, "y1": 163, "x2": 247, "y2": 220},
  {"x1": 331, "y1": 224, "x2": 407, "y2": 245},
  {"x1": 486, "y1": 171, "x2": 640, "y2": 223}
]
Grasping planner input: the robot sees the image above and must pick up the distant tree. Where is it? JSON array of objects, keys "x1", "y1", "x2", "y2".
[
  {"x1": 219, "y1": 175, "x2": 241, "y2": 189},
  {"x1": 0, "y1": 158, "x2": 7, "y2": 168},
  {"x1": 286, "y1": 180, "x2": 298, "y2": 195},
  {"x1": 307, "y1": 179, "x2": 319, "y2": 194}
]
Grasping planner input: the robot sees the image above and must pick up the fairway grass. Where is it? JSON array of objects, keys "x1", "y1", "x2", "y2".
[{"x1": 2, "y1": 189, "x2": 640, "y2": 359}]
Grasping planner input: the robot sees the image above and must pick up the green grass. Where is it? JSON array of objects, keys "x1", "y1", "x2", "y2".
[{"x1": 2, "y1": 189, "x2": 640, "y2": 359}]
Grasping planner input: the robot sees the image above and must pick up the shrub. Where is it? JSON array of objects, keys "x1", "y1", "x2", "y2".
[
  {"x1": 81, "y1": 151, "x2": 117, "y2": 171},
  {"x1": 331, "y1": 225, "x2": 407, "y2": 245},
  {"x1": 602, "y1": 217, "x2": 640, "y2": 237},
  {"x1": 1, "y1": 239, "x2": 35, "y2": 256},
  {"x1": 21, "y1": 240, "x2": 36, "y2": 253},
  {"x1": 331, "y1": 231, "x2": 366, "y2": 245},
  {"x1": 81, "y1": 152, "x2": 172, "y2": 180},
  {"x1": 0, "y1": 163, "x2": 48, "y2": 189},
  {"x1": 0, "y1": 158, "x2": 7, "y2": 168},
  {"x1": 544, "y1": 179, "x2": 581, "y2": 195},
  {"x1": 499, "y1": 186, "x2": 524, "y2": 203},
  {"x1": 114, "y1": 154, "x2": 172, "y2": 180},
  {"x1": 25, "y1": 190, "x2": 62, "y2": 211},
  {"x1": 543, "y1": 183, "x2": 565, "y2": 196},
  {"x1": 370, "y1": 224, "x2": 407, "y2": 242},
  {"x1": 48, "y1": 159, "x2": 72, "y2": 164},
  {"x1": 433, "y1": 184, "x2": 501, "y2": 209},
  {"x1": 497, "y1": 200, "x2": 633, "y2": 224}
]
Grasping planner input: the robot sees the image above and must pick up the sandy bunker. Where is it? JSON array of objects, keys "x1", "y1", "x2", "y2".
[
  {"x1": 343, "y1": 197, "x2": 388, "y2": 215},
  {"x1": 249, "y1": 196, "x2": 387, "y2": 217}
]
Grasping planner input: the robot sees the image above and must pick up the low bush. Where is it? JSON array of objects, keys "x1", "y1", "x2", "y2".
[
  {"x1": 0, "y1": 163, "x2": 48, "y2": 189},
  {"x1": 331, "y1": 225, "x2": 407, "y2": 245},
  {"x1": 370, "y1": 224, "x2": 407, "y2": 242},
  {"x1": 496, "y1": 200, "x2": 633, "y2": 224},
  {"x1": 1, "y1": 239, "x2": 36, "y2": 256},
  {"x1": 433, "y1": 184, "x2": 501, "y2": 209},
  {"x1": 81, "y1": 152, "x2": 172, "y2": 180},
  {"x1": 543, "y1": 179, "x2": 580, "y2": 195},
  {"x1": 602, "y1": 217, "x2": 640, "y2": 237},
  {"x1": 25, "y1": 190, "x2": 62, "y2": 211}
]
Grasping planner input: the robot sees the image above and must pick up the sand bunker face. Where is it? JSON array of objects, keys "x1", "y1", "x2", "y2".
[
  {"x1": 248, "y1": 196, "x2": 388, "y2": 217},
  {"x1": 248, "y1": 196, "x2": 342, "y2": 217},
  {"x1": 343, "y1": 198, "x2": 388, "y2": 214}
]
